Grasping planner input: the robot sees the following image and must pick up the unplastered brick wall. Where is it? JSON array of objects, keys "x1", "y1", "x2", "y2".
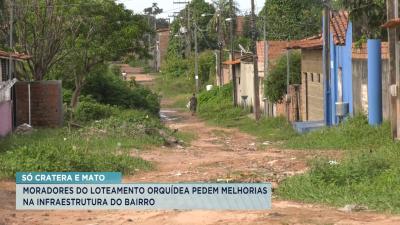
[{"x1": 15, "y1": 81, "x2": 63, "y2": 127}]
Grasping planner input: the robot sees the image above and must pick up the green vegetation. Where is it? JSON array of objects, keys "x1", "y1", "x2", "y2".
[
  {"x1": 286, "y1": 115, "x2": 391, "y2": 150},
  {"x1": 82, "y1": 68, "x2": 160, "y2": 115},
  {"x1": 278, "y1": 142, "x2": 400, "y2": 212},
  {"x1": 260, "y1": 0, "x2": 322, "y2": 40},
  {"x1": 0, "y1": 107, "x2": 167, "y2": 178},
  {"x1": 198, "y1": 84, "x2": 297, "y2": 141},
  {"x1": 264, "y1": 51, "x2": 301, "y2": 103},
  {"x1": 278, "y1": 116, "x2": 400, "y2": 212}
]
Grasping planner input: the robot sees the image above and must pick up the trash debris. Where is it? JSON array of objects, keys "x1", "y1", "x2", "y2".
[
  {"x1": 338, "y1": 204, "x2": 368, "y2": 212},
  {"x1": 14, "y1": 123, "x2": 33, "y2": 134},
  {"x1": 249, "y1": 142, "x2": 256, "y2": 146},
  {"x1": 216, "y1": 178, "x2": 233, "y2": 183},
  {"x1": 174, "y1": 172, "x2": 182, "y2": 176},
  {"x1": 328, "y1": 160, "x2": 339, "y2": 165},
  {"x1": 262, "y1": 141, "x2": 272, "y2": 145}
]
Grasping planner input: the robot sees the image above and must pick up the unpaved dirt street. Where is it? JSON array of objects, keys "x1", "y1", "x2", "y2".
[{"x1": 1, "y1": 109, "x2": 400, "y2": 225}]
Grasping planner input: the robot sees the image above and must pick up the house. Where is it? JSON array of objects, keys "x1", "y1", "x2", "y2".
[
  {"x1": 226, "y1": 41, "x2": 288, "y2": 112},
  {"x1": 156, "y1": 28, "x2": 170, "y2": 72},
  {"x1": 288, "y1": 35, "x2": 324, "y2": 122},
  {"x1": 0, "y1": 50, "x2": 30, "y2": 137},
  {"x1": 290, "y1": 10, "x2": 392, "y2": 130},
  {"x1": 289, "y1": 11, "x2": 354, "y2": 125}
]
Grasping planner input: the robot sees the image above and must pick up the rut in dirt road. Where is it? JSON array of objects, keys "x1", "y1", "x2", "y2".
[{"x1": 1, "y1": 108, "x2": 400, "y2": 225}]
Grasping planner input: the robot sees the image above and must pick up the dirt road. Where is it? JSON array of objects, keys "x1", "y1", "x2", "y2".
[{"x1": 1, "y1": 109, "x2": 400, "y2": 225}]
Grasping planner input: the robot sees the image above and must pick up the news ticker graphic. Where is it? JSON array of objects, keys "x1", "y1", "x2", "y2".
[{"x1": 16, "y1": 172, "x2": 271, "y2": 210}]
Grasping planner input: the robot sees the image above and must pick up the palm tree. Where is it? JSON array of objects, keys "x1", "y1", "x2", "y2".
[{"x1": 208, "y1": 0, "x2": 239, "y2": 47}]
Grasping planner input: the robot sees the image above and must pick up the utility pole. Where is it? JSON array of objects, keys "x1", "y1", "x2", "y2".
[
  {"x1": 286, "y1": 40, "x2": 290, "y2": 121},
  {"x1": 323, "y1": 0, "x2": 331, "y2": 126},
  {"x1": 194, "y1": 15, "x2": 199, "y2": 93},
  {"x1": 230, "y1": 0, "x2": 237, "y2": 106},
  {"x1": 250, "y1": 0, "x2": 261, "y2": 121},
  {"x1": 386, "y1": 0, "x2": 399, "y2": 139},
  {"x1": 263, "y1": 13, "x2": 270, "y2": 116},
  {"x1": 186, "y1": 6, "x2": 191, "y2": 58},
  {"x1": 217, "y1": 5, "x2": 223, "y2": 87}
]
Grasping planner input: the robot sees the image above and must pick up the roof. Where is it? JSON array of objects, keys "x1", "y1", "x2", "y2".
[
  {"x1": 286, "y1": 10, "x2": 349, "y2": 50},
  {"x1": 223, "y1": 60, "x2": 240, "y2": 65},
  {"x1": 287, "y1": 35, "x2": 323, "y2": 50},
  {"x1": 382, "y1": 19, "x2": 400, "y2": 28},
  {"x1": 330, "y1": 10, "x2": 349, "y2": 45},
  {"x1": 0, "y1": 50, "x2": 30, "y2": 60}
]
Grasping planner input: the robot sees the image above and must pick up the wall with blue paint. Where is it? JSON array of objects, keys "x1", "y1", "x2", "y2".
[{"x1": 329, "y1": 22, "x2": 353, "y2": 125}]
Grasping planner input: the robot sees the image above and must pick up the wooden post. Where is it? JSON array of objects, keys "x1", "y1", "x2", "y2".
[
  {"x1": 230, "y1": 0, "x2": 238, "y2": 106},
  {"x1": 387, "y1": 0, "x2": 398, "y2": 139},
  {"x1": 251, "y1": 0, "x2": 261, "y2": 120}
]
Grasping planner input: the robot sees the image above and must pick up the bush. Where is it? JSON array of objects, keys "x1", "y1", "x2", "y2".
[
  {"x1": 82, "y1": 69, "x2": 160, "y2": 115},
  {"x1": 74, "y1": 101, "x2": 117, "y2": 122}
]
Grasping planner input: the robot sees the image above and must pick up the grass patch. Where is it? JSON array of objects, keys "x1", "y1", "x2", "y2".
[
  {"x1": 0, "y1": 109, "x2": 166, "y2": 179},
  {"x1": 285, "y1": 115, "x2": 391, "y2": 150},
  {"x1": 154, "y1": 75, "x2": 195, "y2": 98},
  {"x1": 163, "y1": 93, "x2": 190, "y2": 109},
  {"x1": 279, "y1": 115, "x2": 400, "y2": 212},
  {"x1": 278, "y1": 144, "x2": 400, "y2": 212},
  {"x1": 198, "y1": 83, "x2": 297, "y2": 141}
]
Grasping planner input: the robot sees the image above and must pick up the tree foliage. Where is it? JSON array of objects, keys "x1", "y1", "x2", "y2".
[
  {"x1": 337, "y1": 0, "x2": 386, "y2": 39},
  {"x1": 265, "y1": 51, "x2": 301, "y2": 103},
  {"x1": 14, "y1": 0, "x2": 80, "y2": 80},
  {"x1": 260, "y1": 0, "x2": 322, "y2": 40}
]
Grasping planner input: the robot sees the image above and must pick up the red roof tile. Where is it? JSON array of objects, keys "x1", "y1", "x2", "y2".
[
  {"x1": 382, "y1": 18, "x2": 400, "y2": 28},
  {"x1": 0, "y1": 50, "x2": 30, "y2": 60},
  {"x1": 287, "y1": 35, "x2": 323, "y2": 50},
  {"x1": 330, "y1": 11, "x2": 349, "y2": 46}
]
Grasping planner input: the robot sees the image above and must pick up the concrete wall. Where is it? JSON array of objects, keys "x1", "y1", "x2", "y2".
[
  {"x1": 352, "y1": 59, "x2": 390, "y2": 120},
  {"x1": 15, "y1": 81, "x2": 63, "y2": 127},
  {"x1": 237, "y1": 62, "x2": 264, "y2": 111},
  {"x1": 0, "y1": 100, "x2": 12, "y2": 137},
  {"x1": 300, "y1": 49, "x2": 324, "y2": 121}
]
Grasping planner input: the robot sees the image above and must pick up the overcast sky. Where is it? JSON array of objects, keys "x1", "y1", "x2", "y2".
[{"x1": 116, "y1": 0, "x2": 265, "y2": 18}]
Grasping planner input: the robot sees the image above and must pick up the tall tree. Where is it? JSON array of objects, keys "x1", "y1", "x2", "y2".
[
  {"x1": 260, "y1": 0, "x2": 322, "y2": 40},
  {"x1": 14, "y1": 0, "x2": 80, "y2": 80},
  {"x1": 60, "y1": 0, "x2": 150, "y2": 107},
  {"x1": 338, "y1": 0, "x2": 386, "y2": 39}
]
